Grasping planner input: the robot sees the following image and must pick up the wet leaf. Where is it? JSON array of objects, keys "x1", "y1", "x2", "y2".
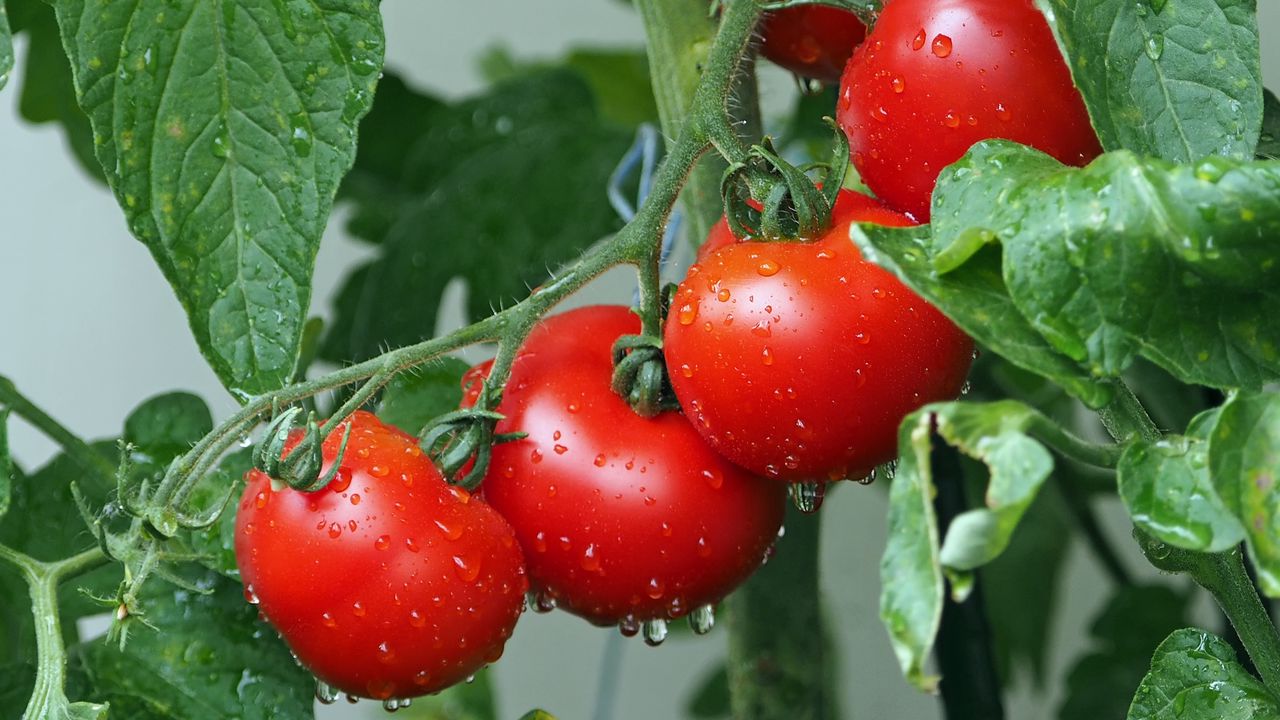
[
  {"x1": 905, "y1": 141, "x2": 1280, "y2": 392},
  {"x1": 50, "y1": 0, "x2": 384, "y2": 396},
  {"x1": 1208, "y1": 390, "x2": 1280, "y2": 597},
  {"x1": 0, "y1": 1, "x2": 12, "y2": 92},
  {"x1": 1118, "y1": 413, "x2": 1245, "y2": 554},
  {"x1": 1060, "y1": 585, "x2": 1190, "y2": 720},
  {"x1": 322, "y1": 69, "x2": 631, "y2": 363},
  {"x1": 1127, "y1": 628, "x2": 1280, "y2": 719},
  {"x1": 881, "y1": 400, "x2": 1065, "y2": 690},
  {"x1": 124, "y1": 393, "x2": 213, "y2": 461},
  {"x1": 1046, "y1": 0, "x2": 1261, "y2": 162},
  {"x1": 73, "y1": 571, "x2": 314, "y2": 719},
  {"x1": 377, "y1": 358, "x2": 471, "y2": 435},
  {"x1": 1258, "y1": 89, "x2": 1280, "y2": 161}
]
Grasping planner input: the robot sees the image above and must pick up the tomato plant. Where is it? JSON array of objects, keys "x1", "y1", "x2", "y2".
[
  {"x1": 668, "y1": 190, "x2": 974, "y2": 481},
  {"x1": 836, "y1": 0, "x2": 1102, "y2": 220},
  {"x1": 758, "y1": 4, "x2": 867, "y2": 83},
  {"x1": 234, "y1": 411, "x2": 527, "y2": 702},
  {"x1": 469, "y1": 306, "x2": 786, "y2": 630},
  {"x1": 2, "y1": 0, "x2": 1279, "y2": 718}
]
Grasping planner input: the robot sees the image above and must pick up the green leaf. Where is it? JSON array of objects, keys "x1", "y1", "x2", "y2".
[
  {"x1": 1208, "y1": 390, "x2": 1280, "y2": 597},
  {"x1": 0, "y1": 663, "x2": 36, "y2": 719},
  {"x1": 925, "y1": 141, "x2": 1280, "y2": 391},
  {"x1": 881, "y1": 400, "x2": 1062, "y2": 691},
  {"x1": 50, "y1": 0, "x2": 384, "y2": 397},
  {"x1": 7, "y1": 0, "x2": 101, "y2": 181},
  {"x1": 1046, "y1": 0, "x2": 1261, "y2": 162},
  {"x1": 1059, "y1": 585, "x2": 1191, "y2": 720},
  {"x1": 480, "y1": 46, "x2": 658, "y2": 128},
  {"x1": 850, "y1": 224, "x2": 1111, "y2": 408},
  {"x1": 322, "y1": 69, "x2": 631, "y2": 363},
  {"x1": 398, "y1": 667, "x2": 497, "y2": 720},
  {"x1": 686, "y1": 661, "x2": 731, "y2": 719},
  {"x1": 1127, "y1": 628, "x2": 1280, "y2": 719},
  {"x1": 0, "y1": 0, "x2": 13, "y2": 92},
  {"x1": 377, "y1": 358, "x2": 470, "y2": 435},
  {"x1": 1258, "y1": 89, "x2": 1280, "y2": 161},
  {"x1": 0, "y1": 408, "x2": 10, "y2": 520},
  {"x1": 1119, "y1": 435, "x2": 1245, "y2": 554},
  {"x1": 0, "y1": 442, "x2": 115, "y2": 561},
  {"x1": 73, "y1": 571, "x2": 314, "y2": 720}
]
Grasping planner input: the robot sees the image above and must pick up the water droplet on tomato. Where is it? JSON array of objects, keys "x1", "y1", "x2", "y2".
[
  {"x1": 547, "y1": 485, "x2": 558, "y2": 498},
  {"x1": 761, "y1": 347, "x2": 775, "y2": 366},
  {"x1": 369, "y1": 465, "x2": 389, "y2": 478},
  {"x1": 452, "y1": 554, "x2": 482, "y2": 583},
  {"x1": 996, "y1": 103, "x2": 1012, "y2": 121},
  {"x1": 567, "y1": 401, "x2": 581, "y2": 413},
  {"x1": 872, "y1": 287, "x2": 885, "y2": 299},
  {"x1": 329, "y1": 471, "x2": 352, "y2": 493},
  {"x1": 376, "y1": 641, "x2": 396, "y2": 663},
  {"x1": 756, "y1": 260, "x2": 780, "y2": 276},
  {"x1": 553, "y1": 444, "x2": 568, "y2": 455},
  {"x1": 689, "y1": 604, "x2": 716, "y2": 635},
  {"x1": 593, "y1": 454, "x2": 607, "y2": 467},
  {"x1": 854, "y1": 368, "x2": 867, "y2": 388},
  {"x1": 404, "y1": 537, "x2": 420, "y2": 553},
  {"x1": 702, "y1": 468, "x2": 724, "y2": 489},
  {"x1": 872, "y1": 105, "x2": 889, "y2": 123},
  {"x1": 530, "y1": 449, "x2": 543, "y2": 464},
  {"x1": 531, "y1": 590, "x2": 557, "y2": 613},
  {"x1": 559, "y1": 535, "x2": 572, "y2": 551},
  {"x1": 243, "y1": 585, "x2": 259, "y2": 605},
  {"x1": 660, "y1": 522, "x2": 673, "y2": 537},
  {"x1": 413, "y1": 671, "x2": 432, "y2": 687},
  {"x1": 254, "y1": 491, "x2": 269, "y2": 509},
  {"x1": 552, "y1": 429, "x2": 562, "y2": 441},
  {"x1": 348, "y1": 519, "x2": 358, "y2": 532},
  {"x1": 533, "y1": 531, "x2": 547, "y2": 553},
  {"x1": 677, "y1": 303, "x2": 697, "y2": 325},
  {"x1": 375, "y1": 535, "x2": 391, "y2": 550},
  {"x1": 581, "y1": 544, "x2": 602, "y2": 572},
  {"x1": 350, "y1": 493, "x2": 361, "y2": 506},
  {"x1": 355, "y1": 447, "x2": 370, "y2": 459},
  {"x1": 408, "y1": 609, "x2": 425, "y2": 628},
  {"x1": 647, "y1": 577, "x2": 665, "y2": 599},
  {"x1": 679, "y1": 363, "x2": 694, "y2": 378},
  {"x1": 352, "y1": 601, "x2": 366, "y2": 617},
  {"x1": 790, "y1": 481, "x2": 826, "y2": 514},
  {"x1": 619, "y1": 615, "x2": 641, "y2": 637},
  {"x1": 931, "y1": 34, "x2": 953, "y2": 57},
  {"x1": 751, "y1": 319, "x2": 772, "y2": 338},
  {"x1": 434, "y1": 518, "x2": 464, "y2": 540},
  {"x1": 716, "y1": 288, "x2": 731, "y2": 302},
  {"x1": 966, "y1": 114, "x2": 978, "y2": 126},
  {"x1": 365, "y1": 679, "x2": 395, "y2": 700},
  {"x1": 854, "y1": 330, "x2": 870, "y2": 344},
  {"x1": 696, "y1": 537, "x2": 711, "y2": 558},
  {"x1": 244, "y1": 522, "x2": 255, "y2": 535},
  {"x1": 943, "y1": 111, "x2": 960, "y2": 128},
  {"x1": 912, "y1": 28, "x2": 926, "y2": 50},
  {"x1": 891, "y1": 76, "x2": 905, "y2": 93},
  {"x1": 643, "y1": 618, "x2": 669, "y2": 646},
  {"x1": 328, "y1": 522, "x2": 343, "y2": 539}
]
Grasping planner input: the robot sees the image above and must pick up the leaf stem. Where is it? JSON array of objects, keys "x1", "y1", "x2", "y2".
[
  {"x1": 0, "y1": 375, "x2": 115, "y2": 483},
  {"x1": 1027, "y1": 413, "x2": 1123, "y2": 468}
]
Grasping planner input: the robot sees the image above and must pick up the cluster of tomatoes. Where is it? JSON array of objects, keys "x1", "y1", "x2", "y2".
[{"x1": 233, "y1": 0, "x2": 1101, "y2": 708}]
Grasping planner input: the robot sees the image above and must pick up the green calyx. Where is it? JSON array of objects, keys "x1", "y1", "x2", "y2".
[{"x1": 252, "y1": 407, "x2": 351, "y2": 493}]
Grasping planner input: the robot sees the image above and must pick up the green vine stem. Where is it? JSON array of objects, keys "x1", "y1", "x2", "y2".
[
  {"x1": 726, "y1": 507, "x2": 838, "y2": 720},
  {"x1": 1105, "y1": 382, "x2": 1280, "y2": 698},
  {"x1": 0, "y1": 375, "x2": 115, "y2": 484},
  {"x1": 0, "y1": 544, "x2": 109, "y2": 720}
]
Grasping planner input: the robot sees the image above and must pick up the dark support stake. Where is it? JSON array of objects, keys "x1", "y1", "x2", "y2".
[{"x1": 932, "y1": 442, "x2": 1006, "y2": 720}]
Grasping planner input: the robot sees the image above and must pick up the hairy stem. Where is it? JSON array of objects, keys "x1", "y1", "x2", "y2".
[{"x1": 0, "y1": 375, "x2": 115, "y2": 483}]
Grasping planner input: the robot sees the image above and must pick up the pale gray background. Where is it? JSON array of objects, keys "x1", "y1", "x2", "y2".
[{"x1": 2, "y1": 3, "x2": 1278, "y2": 718}]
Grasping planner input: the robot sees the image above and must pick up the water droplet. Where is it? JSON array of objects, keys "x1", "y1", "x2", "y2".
[
  {"x1": 530, "y1": 449, "x2": 543, "y2": 464},
  {"x1": 751, "y1": 319, "x2": 772, "y2": 338},
  {"x1": 533, "y1": 531, "x2": 548, "y2": 553},
  {"x1": 716, "y1": 288, "x2": 731, "y2": 302},
  {"x1": 689, "y1": 604, "x2": 716, "y2": 635},
  {"x1": 643, "y1": 618, "x2": 669, "y2": 646},
  {"x1": 891, "y1": 76, "x2": 906, "y2": 93},
  {"x1": 321, "y1": 611, "x2": 336, "y2": 628},
  {"x1": 761, "y1": 347, "x2": 774, "y2": 366},
  {"x1": 316, "y1": 680, "x2": 340, "y2": 704},
  {"x1": 408, "y1": 609, "x2": 426, "y2": 628},
  {"x1": 702, "y1": 468, "x2": 724, "y2": 489},
  {"x1": 553, "y1": 444, "x2": 568, "y2": 455},
  {"x1": 790, "y1": 481, "x2": 826, "y2": 513},
  {"x1": 211, "y1": 122, "x2": 231, "y2": 159},
  {"x1": 960, "y1": 380, "x2": 972, "y2": 395},
  {"x1": 943, "y1": 111, "x2": 961, "y2": 128},
  {"x1": 1145, "y1": 34, "x2": 1164, "y2": 60},
  {"x1": 434, "y1": 518, "x2": 464, "y2": 541},
  {"x1": 254, "y1": 491, "x2": 269, "y2": 509},
  {"x1": 452, "y1": 554, "x2": 482, "y2": 583},
  {"x1": 369, "y1": 465, "x2": 389, "y2": 478},
  {"x1": 243, "y1": 585, "x2": 259, "y2": 605},
  {"x1": 696, "y1": 537, "x2": 712, "y2": 558},
  {"x1": 404, "y1": 537, "x2": 420, "y2": 553},
  {"x1": 365, "y1": 679, "x2": 395, "y2": 700},
  {"x1": 678, "y1": 303, "x2": 698, "y2": 325},
  {"x1": 376, "y1": 641, "x2": 396, "y2": 663},
  {"x1": 530, "y1": 590, "x2": 557, "y2": 613},
  {"x1": 931, "y1": 34, "x2": 953, "y2": 58},
  {"x1": 995, "y1": 103, "x2": 1012, "y2": 121},
  {"x1": 328, "y1": 522, "x2": 343, "y2": 539},
  {"x1": 288, "y1": 112, "x2": 313, "y2": 158},
  {"x1": 329, "y1": 472, "x2": 352, "y2": 493},
  {"x1": 581, "y1": 544, "x2": 602, "y2": 572},
  {"x1": 756, "y1": 260, "x2": 780, "y2": 276},
  {"x1": 375, "y1": 535, "x2": 391, "y2": 551},
  {"x1": 382, "y1": 698, "x2": 404, "y2": 712},
  {"x1": 647, "y1": 577, "x2": 666, "y2": 599},
  {"x1": 350, "y1": 493, "x2": 361, "y2": 505},
  {"x1": 413, "y1": 670, "x2": 432, "y2": 687},
  {"x1": 352, "y1": 601, "x2": 366, "y2": 617},
  {"x1": 619, "y1": 615, "x2": 641, "y2": 637},
  {"x1": 912, "y1": 29, "x2": 927, "y2": 50},
  {"x1": 854, "y1": 330, "x2": 870, "y2": 344},
  {"x1": 594, "y1": 454, "x2": 608, "y2": 467}
]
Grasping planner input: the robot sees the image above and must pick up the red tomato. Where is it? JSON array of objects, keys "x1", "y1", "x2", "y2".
[
  {"x1": 235, "y1": 411, "x2": 526, "y2": 701},
  {"x1": 759, "y1": 5, "x2": 867, "y2": 83},
  {"x1": 836, "y1": 0, "x2": 1101, "y2": 220},
  {"x1": 665, "y1": 190, "x2": 974, "y2": 481},
  {"x1": 472, "y1": 306, "x2": 786, "y2": 627}
]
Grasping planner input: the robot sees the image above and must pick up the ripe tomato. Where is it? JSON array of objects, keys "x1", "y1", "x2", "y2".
[
  {"x1": 836, "y1": 0, "x2": 1101, "y2": 220},
  {"x1": 664, "y1": 190, "x2": 974, "y2": 482},
  {"x1": 471, "y1": 306, "x2": 786, "y2": 628},
  {"x1": 234, "y1": 411, "x2": 526, "y2": 701},
  {"x1": 759, "y1": 5, "x2": 867, "y2": 83}
]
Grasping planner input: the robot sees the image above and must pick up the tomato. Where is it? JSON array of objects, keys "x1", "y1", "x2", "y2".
[
  {"x1": 234, "y1": 411, "x2": 526, "y2": 702},
  {"x1": 664, "y1": 189, "x2": 974, "y2": 482},
  {"x1": 471, "y1": 306, "x2": 786, "y2": 629},
  {"x1": 758, "y1": 5, "x2": 867, "y2": 83},
  {"x1": 835, "y1": 0, "x2": 1101, "y2": 220}
]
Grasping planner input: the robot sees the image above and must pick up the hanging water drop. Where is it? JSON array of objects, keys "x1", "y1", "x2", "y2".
[
  {"x1": 643, "y1": 618, "x2": 669, "y2": 646},
  {"x1": 1144, "y1": 34, "x2": 1164, "y2": 60},
  {"x1": 315, "y1": 680, "x2": 340, "y2": 704},
  {"x1": 689, "y1": 604, "x2": 716, "y2": 635},
  {"x1": 383, "y1": 698, "x2": 404, "y2": 712},
  {"x1": 790, "y1": 481, "x2": 826, "y2": 513}
]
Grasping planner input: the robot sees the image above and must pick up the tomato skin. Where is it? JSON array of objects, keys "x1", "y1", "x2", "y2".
[
  {"x1": 665, "y1": 190, "x2": 974, "y2": 481},
  {"x1": 759, "y1": 5, "x2": 867, "y2": 83},
  {"x1": 836, "y1": 0, "x2": 1101, "y2": 220},
  {"x1": 234, "y1": 411, "x2": 526, "y2": 700},
  {"x1": 697, "y1": 190, "x2": 905, "y2": 262},
  {"x1": 473, "y1": 306, "x2": 786, "y2": 625}
]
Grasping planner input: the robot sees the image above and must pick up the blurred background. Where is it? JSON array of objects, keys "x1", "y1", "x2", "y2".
[{"x1": 2, "y1": 2, "x2": 1278, "y2": 718}]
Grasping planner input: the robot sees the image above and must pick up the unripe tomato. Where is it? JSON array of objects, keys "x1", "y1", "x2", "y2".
[
  {"x1": 472, "y1": 306, "x2": 786, "y2": 628},
  {"x1": 665, "y1": 190, "x2": 974, "y2": 482},
  {"x1": 234, "y1": 411, "x2": 527, "y2": 702},
  {"x1": 836, "y1": 0, "x2": 1101, "y2": 220},
  {"x1": 759, "y1": 5, "x2": 867, "y2": 83}
]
